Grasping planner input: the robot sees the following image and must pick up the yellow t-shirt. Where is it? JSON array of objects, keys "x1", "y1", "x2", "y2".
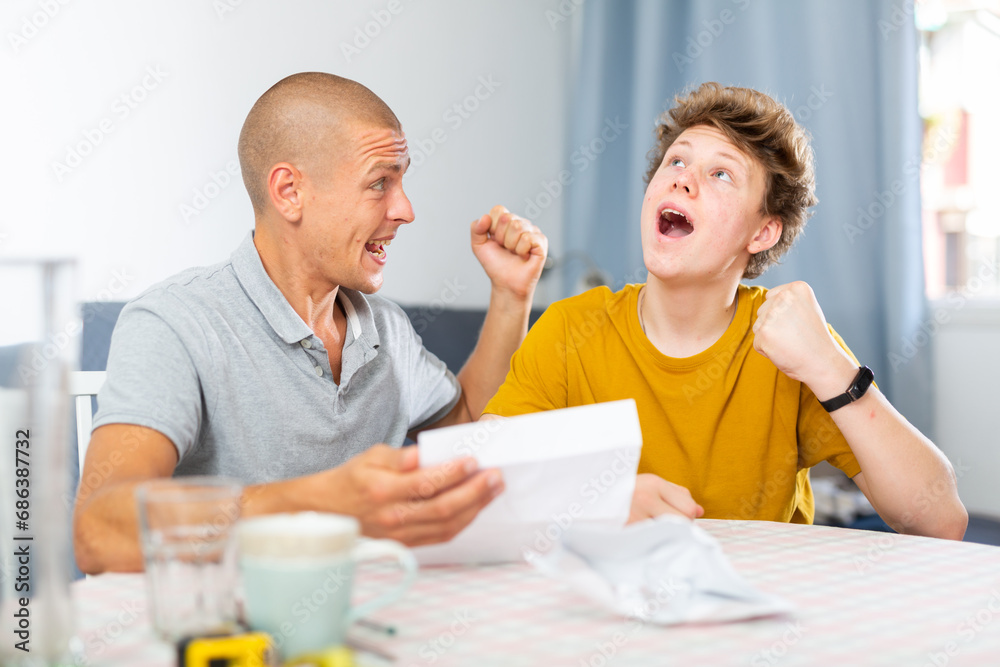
[{"x1": 483, "y1": 283, "x2": 862, "y2": 524}]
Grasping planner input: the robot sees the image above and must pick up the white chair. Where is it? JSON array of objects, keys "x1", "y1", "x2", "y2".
[{"x1": 69, "y1": 371, "x2": 106, "y2": 473}]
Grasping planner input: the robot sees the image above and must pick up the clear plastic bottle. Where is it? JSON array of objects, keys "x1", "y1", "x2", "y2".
[{"x1": 0, "y1": 260, "x2": 79, "y2": 666}]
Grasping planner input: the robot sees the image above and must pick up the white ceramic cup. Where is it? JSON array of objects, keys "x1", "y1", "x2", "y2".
[{"x1": 237, "y1": 512, "x2": 416, "y2": 659}]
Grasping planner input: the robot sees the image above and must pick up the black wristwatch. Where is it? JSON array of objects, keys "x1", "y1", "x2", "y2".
[{"x1": 819, "y1": 366, "x2": 874, "y2": 412}]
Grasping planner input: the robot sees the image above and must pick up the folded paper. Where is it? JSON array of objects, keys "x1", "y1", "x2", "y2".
[{"x1": 414, "y1": 400, "x2": 642, "y2": 565}]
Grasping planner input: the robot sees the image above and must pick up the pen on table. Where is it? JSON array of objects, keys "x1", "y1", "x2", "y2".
[{"x1": 356, "y1": 618, "x2": 397, "y2": 636}]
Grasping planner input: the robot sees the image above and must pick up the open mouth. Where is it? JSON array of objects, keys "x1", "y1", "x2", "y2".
[
  {"x1": 364, "y1": 237, "x2": 392, "y2": 261},
  {"x1": 658, "y1": 208, "x2": 694, "y2": 238}
]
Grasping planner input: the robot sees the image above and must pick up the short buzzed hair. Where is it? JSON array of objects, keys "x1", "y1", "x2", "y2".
[{"x1": 237, "y1": 72, "x2": 400, "y2": 213}]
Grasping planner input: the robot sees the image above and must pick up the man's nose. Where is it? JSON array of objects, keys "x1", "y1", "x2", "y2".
[{"x1": 392, "y1": 188, "x2": 415, "y2": 224}]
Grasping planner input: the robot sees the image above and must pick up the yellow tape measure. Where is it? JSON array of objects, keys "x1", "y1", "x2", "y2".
[
  {"x1": 178, "y1": 632, "x2": 275, "y2": 667},
  {"x1": 177, "y1": 632, "x2": 354, "y2": 667}
]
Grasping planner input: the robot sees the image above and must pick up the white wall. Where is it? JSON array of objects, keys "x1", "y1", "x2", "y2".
[
  {"x1": 1, "y1": 0, "x2": 572, "y2": 308},
  {"x1": 933, "y1": 302, "x2": 1000, "y2": 518}
]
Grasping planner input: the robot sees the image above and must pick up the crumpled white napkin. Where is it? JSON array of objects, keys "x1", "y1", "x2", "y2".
[{"x1": 526, "y1": 516, "x2": 793, "y2": 624}]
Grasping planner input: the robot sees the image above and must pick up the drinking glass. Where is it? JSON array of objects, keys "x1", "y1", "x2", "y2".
[{"x1": 135, "y1": 476, "x2": 244, "y2": 641}]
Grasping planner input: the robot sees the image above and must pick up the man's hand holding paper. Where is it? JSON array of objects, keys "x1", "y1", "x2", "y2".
[
  {"x1": 415, "y1": 400, "x2": 643, "y2": 565},
  {"x1": 323, "y1": 444, "x2": 504, "y2": 547}
]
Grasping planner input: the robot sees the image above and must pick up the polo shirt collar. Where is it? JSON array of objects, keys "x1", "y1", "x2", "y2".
[
  {"x1": 337, "y1": 289, "x2": 381, "y2": 351},
  {"x1": 231, "y1": 232, "x2": 381, "y2": 352}
]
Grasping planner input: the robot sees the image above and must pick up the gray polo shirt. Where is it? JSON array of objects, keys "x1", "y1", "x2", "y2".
[{"x1": 93, "y1": 232, "x2": 461, "y2": 482}]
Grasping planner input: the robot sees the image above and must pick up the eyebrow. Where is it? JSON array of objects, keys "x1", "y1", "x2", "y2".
[
  {"x1": 366, "y1": 159, "x2": 407, "y2": 175},
  {"x1": 671, "y1": 140, "x2": 749, "y2": 171}
]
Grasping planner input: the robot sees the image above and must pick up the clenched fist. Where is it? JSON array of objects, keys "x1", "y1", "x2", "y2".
[
  {"x1": 470, "y1": 205, "x2": 548, "y2": 301},
  {"x1": 751, "y1": 281, "x2": 859, "y2": 399}
]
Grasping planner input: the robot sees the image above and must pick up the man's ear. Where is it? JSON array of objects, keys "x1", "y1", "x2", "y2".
[
  {"x1": 747, "y1": 217, "x2": 782, "y2": 254},
  {"x1": 267, "y1": 162, "x2": 304, "y2": 223}
]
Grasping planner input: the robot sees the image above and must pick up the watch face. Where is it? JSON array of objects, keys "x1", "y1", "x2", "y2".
[{"x1": 849, "y1": 366, "x2": 874, "y2": 399}]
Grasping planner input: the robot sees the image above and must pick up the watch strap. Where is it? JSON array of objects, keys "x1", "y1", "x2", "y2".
[{"x1": 819, "y1": 366, "x2": 874, "y2": 413}]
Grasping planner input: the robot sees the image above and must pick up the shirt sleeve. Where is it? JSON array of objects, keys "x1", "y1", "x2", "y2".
[
  {"x1": 797, "y1": 324, "x2": 863, "y2": 478},
  {"x1": 401, "y1": 320, "x2": 461, "y2": 432},
  {"x1": 482, "y1": 303, "x2": 568, "y2": 417},
  {"x1": 92, "y1": 299, "x2": 205, "y2": 463}
]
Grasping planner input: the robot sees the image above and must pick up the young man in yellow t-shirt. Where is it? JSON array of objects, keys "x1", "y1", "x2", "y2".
[{"x1": 482, "y1": 83, "x2": 967, "y2": 540}]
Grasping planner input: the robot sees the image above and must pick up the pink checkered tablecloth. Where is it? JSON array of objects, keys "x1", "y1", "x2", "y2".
[{"x1": 72, "y1": 519, "x2": 1000, "y2": 666}]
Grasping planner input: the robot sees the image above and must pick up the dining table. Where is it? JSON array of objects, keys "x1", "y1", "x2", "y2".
[{"x1": 71, "y1": 519, "x2": 1000, "y2": 666}]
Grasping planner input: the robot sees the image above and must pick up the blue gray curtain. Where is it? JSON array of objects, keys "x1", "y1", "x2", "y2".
[{"x1": 563, "y1": 0, "x2": 933, "y2": 435}]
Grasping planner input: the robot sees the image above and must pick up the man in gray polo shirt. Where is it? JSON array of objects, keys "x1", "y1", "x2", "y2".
[{"x1": 73, "y1": 73, "x2": 547, "y2": 574}]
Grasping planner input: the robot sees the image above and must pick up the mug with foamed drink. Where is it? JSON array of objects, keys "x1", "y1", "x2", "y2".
[{"x1": 238, "y1": 512, "x2": 417, "y2": 660}]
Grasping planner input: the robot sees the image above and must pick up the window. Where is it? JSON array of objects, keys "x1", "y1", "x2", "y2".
[{"x1": 918, "y1": 1, "x2": 1000, "y2": 299}]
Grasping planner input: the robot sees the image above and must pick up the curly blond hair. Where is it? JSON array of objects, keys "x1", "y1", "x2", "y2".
[{"x1": 645, "y1": 82, "x2": 817, "y2": 279}]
